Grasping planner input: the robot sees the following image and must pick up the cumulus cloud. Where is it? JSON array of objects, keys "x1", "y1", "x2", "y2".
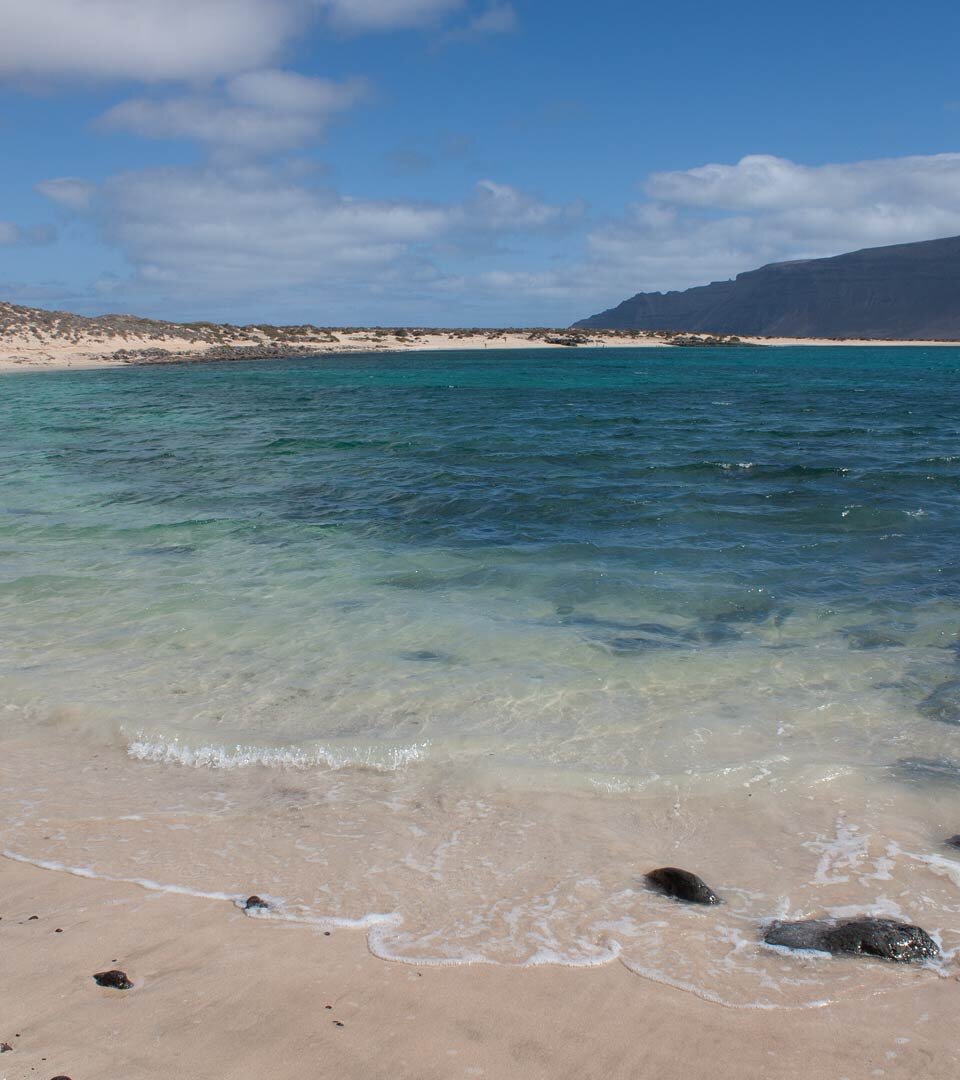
[
  {"x1": 32, "y1": 150, "x2": 960, "y2": 325},
  {"x1": 646, "y1": 152, "x2": 960, "y2": 213},
  {"x1": 99, "y1": 71, "x2": 369, "y2": 152},
  {"x1": 579, "y1": 152, "x2": 960, "y2": 296},
  {"x1": 439, "y1": 152, "x2": 960, "y2": 320},
  {"x1": 0, "y1": 0, "x2": 296, "y2": 82},
  {"x1": 463, "y1": 179, "x2": 581, "y2": 229},
  {"x1": 30, "y1": 164, "x2": 575, "y2": 320},
  {"x1": 0, "y1": 0, "x2": 480, "y2": 83}
]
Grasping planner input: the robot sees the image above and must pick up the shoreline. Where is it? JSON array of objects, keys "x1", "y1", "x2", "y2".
[
  {"x1": 3, "y1": 324, "x2": 960, "y2": 374},
  {"x1": 4, "y1": 854, "x2": 956, "y2": 1080}
]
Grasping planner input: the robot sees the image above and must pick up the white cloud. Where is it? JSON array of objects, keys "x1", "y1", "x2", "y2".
[
  {"x1": 28, "y1": 162, "x2": 577, "y2": 321},
  {"x1": 646, "y1": 152, "x2": 960, "y2": 212},
  {"x1": 0, "y1": 0, "x2": 477, "y2": 83},
  {"x1": 99, "y1": 71, "x2": 369, "y2": 152},
  {"x1": 463, "y1": 180, "x2": 580, "y2": 229},
  {"x1": 34, "y1": 177, "x2": 97, "y2": 210},
  {"x1": 32, "y1": 150, "x2": 960, "y2": 325},
  {"x1": 440, "y1": 152, "x2": 960, "y2": 319},
  {"x1": 0, "y1": 222, "x2": 20, "y2": 245},
  {"x1": 0, "y1": 0, "x2": 296, "y2": 82},
  {"x1": 583, "y1": 152, "x2": 960, "y2": 296}
]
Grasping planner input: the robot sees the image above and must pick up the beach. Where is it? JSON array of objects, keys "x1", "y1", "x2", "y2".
[
  {"x1": 2, "y1": 345, "x2": 960, "y2": 1077},
  {"x1": 2, "y1": 302, "x2": 960, "y2": 371},
  {"x1": 4, "y1": 854, "x2": 958, "y2": 1080}
]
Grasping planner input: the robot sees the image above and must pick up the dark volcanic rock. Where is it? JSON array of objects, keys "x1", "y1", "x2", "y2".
[
  {"x1": 645, "y1": 867, "x2": 721, "y2": 905},
  {"x1": 894, "y1": 757, "x2": 960, "y2": 785},
  {"x1": 843, "y1": 626, "x2": 905, "y2": 650},
  {"x1": 917, "y1": 680, "x2": 960, "y2": 725},
  {"x1": 244, "y1": 895, "x2": 269, "y2": 911},
  {"x1": 0, "y1": 1043, "x2": 12, "y2": 1053},
  {"x1": 573, "y1": 234, "x2": 960, "y2": 340},
  {"x1": 945, "y1": 835, "x2": 960, "y2": 849},
  {"x1": 398, "y1": 649, "x2": 453, "y2": 663},
  {"x1": 93, "y1": 969, "x2": 133, "y2": 989},
  {"x1": 764, "y1": 918, "x2": 939, "y2": 962}
]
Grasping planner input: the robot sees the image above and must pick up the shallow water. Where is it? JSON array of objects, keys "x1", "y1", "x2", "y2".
[{"x1": 2, "y1": 346, "x2": 960, "y2": 1006}]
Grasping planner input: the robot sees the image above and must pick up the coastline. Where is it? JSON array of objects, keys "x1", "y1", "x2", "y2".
[
  {"x1": 4, "y1": 854, "x2": 956, "y2": 1080},
  {"x1": 2, "y1": 324, "x2": 960, "y2": 373}
]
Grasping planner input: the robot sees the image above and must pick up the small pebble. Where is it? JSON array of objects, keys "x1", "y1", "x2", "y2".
[
  {"x1": 55, "y1": 928, "x2": 63, "y2": 933},
  {"x1": 28, "y1": 915, "x2": 39, "y2": 921},
  {"x1": 244, "y1": 895, "x2": 269, "y2": 911},
  {"x1": 0, "y1": 1042, "x2": 13, "y2": 1053},
  {"x1": 93, "y1": 969, "x2": 134, "y2": 990}
]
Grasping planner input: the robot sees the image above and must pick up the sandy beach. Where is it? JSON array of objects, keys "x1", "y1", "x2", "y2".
[
  {"x1": 2, "y1": 301, "x2": 959, "y2": 372},
  {"x1": 4, "y1": 313, "x2": 960, "y2": 1080},
  {"x1": 3, "y1": 854, "x2": 957, "y2": 1080}
]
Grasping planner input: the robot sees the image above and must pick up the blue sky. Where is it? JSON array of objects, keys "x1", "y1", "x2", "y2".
[{"x1": 2, "y1": 0, "x2": 960, "y2": 326}]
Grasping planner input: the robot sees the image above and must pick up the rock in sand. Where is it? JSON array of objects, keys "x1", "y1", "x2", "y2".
[
  {"x1": 764, "y1": 918, "x2": 939, "y2": 962},
  {"x1": 644, "y1": 867, "x2": 721, "y2": 905},
  {"x1": 93, "y1": 969, "x2": 134, "y2": 989}
]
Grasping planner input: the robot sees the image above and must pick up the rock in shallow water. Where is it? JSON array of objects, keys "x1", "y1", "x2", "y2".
[
  {"x1": 644, "y1": 867, "x2": 721, "y2": 905},
  {"x1": 764, "y1": 918, "x2": 939, "y2": 962},
  {"x1": 917, "y1": 679, "x2": 960, "y2": 725},
  {"x1": 945, "y1": 835, "x2": 960, "y2": 850},
  {"x1": 244, "y1": 895, "x2": 269, "y2": 911},
  {"x1": 93, "y1": 969, "x2": 133, "y2": 989}
]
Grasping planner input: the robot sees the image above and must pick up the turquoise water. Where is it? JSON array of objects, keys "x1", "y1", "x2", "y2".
[{"x1": 3, "y1": 346, "x2": 960, "y2": 1004}]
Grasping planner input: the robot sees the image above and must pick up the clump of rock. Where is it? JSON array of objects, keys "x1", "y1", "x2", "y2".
[
  {"x1": 645, "y1": 867, "x2": 721, "y2": 905},
  {"x1": 93, "y1": 969, "x2": 134, "y2": 989},
  {"x1": 764, "y1": 918, "x2": 939, "y2": 962}
]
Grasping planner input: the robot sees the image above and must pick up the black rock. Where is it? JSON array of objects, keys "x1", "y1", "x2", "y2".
[
  {"x1": 93, "y1": 969, "x2": 133, "y2": 989},
  {"x1": 894, "y1": 757, "x2": 960, "y2": 785},
  {"x1": 917, "y1": 680, "x2": 960, "y2": 725},
  {"x1": 687, "y1": 621, "x2": 743, "y2": 645},
  {"x1": 645, "y1": 867, "x2": 721, "y2": 905},
  {"x1": 844, "y1": 627, "x2": 905, "y2": 650},
  {"x1": 945, "y1": 835, "x2": 960, "y2": 849},
  {"x1": 244, "y1": 895, "x2": 269, "y2": 911},
  {"x1": 50, "y1": 1076, "x2": 73, "y2": 1079},
  {"x1": 764, "y1": 918, "x2": 939, "y2": 962},
  {"x1": 0, "y1": 1043, "x2": 13, "y2": 1053}
]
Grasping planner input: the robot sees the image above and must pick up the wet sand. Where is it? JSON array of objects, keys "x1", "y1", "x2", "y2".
[{"x1": 3, "y1": 856, "x2": 957, "y2": 1080}]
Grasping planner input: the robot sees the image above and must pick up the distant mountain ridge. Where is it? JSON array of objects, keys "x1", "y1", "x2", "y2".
[{"x1": 573, "y1": 235, "x2": 960, "y2": 339}]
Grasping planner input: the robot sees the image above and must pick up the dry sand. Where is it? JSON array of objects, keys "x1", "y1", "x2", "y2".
[
  {"x1": 2, "y1": 317, "x2": 959, "y2": 374},
  {"x1": 2, "y1": 855, "x2": 957, "y2": 1080}
]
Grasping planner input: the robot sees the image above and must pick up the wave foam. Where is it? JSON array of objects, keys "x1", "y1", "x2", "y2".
[{"x1": 125, "y1": 734, "x2": 430, "y2": 772}]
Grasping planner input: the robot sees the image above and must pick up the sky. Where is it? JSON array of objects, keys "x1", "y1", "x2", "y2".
[{"x1": 2, "y1": 0, "x2": 960, "y2": 327}]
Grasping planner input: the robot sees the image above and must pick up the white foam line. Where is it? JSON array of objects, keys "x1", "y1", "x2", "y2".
[
  {"x1": 1, "y1": 849, "x2": 401, "y2": 931},
  {"x1": 366, "y1": 926, "x2": 621, "y2": 969},
  {"x1": 126, "y1": 734, "x2": 431, "y2": 772},
  {"x1": 620, "y1": 960, "x2": 836, "y2": 1011}
]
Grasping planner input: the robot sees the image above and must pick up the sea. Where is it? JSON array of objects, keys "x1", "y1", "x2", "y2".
[{"x1": 2, "y1": 345, "x2": 960, "y2": 1008}]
